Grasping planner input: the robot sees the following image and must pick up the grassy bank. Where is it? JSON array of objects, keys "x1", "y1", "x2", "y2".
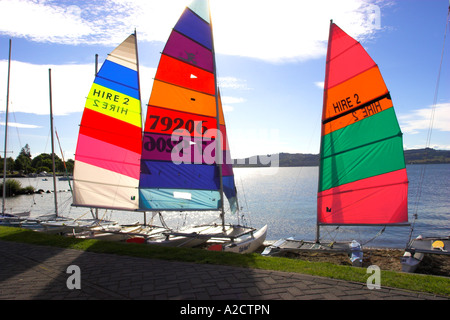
[{"x1": 0, "y1": 226, "x2": 449, "y2": 298}]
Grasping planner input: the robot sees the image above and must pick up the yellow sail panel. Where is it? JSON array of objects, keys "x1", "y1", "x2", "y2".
[{"x1": 85, "y1": 83, "x2": 141, "y2": 128}]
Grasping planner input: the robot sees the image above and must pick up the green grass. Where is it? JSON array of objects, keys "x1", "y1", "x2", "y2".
[{"x1": 1, "y1": 226, "x2": 449, "y2": 297}]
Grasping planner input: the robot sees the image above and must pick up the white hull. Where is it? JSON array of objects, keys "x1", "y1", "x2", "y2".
[
  {"x1": 147, "y1": 225, "x2": 232, "y2": 248},
  {"x1": 261, "y1": 238, "x2": 350, "y2": 256},
  {"x1": 209, "y1": 225, "x2": 268, "y2": 254},
  {"x1": 147, "y1": 235, "x2": 209, "y2": 248},
  {"x1": 147, "y1": 224, "x2": 267, "y2": 253},
  {"x1": 73, "y1": 223, "x2": 169, "y2": 242}
]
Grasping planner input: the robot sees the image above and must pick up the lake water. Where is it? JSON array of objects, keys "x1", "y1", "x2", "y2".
[{"x1": 3, "y1": 164, "x2": 449, "y2": 249}]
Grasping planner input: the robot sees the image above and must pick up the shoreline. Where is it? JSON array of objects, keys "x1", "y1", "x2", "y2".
[{"x1": 266, "y1": 246, "x2": 450, "y2": 278}]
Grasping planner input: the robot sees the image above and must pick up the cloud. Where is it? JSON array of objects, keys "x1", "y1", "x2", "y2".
[
  {"x1": 221, "y1": 96, "x2": 246, "y2": 113},
  {"x1": 0, "y1": 60, "x2": 92, "y2": 116},
  {"x1": 221, "y1": 97, "x2": 246, "y2": 104},
  {"x1": 218, "y1": 77, "x2": 251, "y2": 90},
  {"x1": 0, "y1": 121, "x2": 41, "y2": 129},
  {"x1": 0, "y1": 60, "x2": 156, "y2": 116},
  {"x1": 399, "y1": 103, "x2": 450, "y2": 134},
  {"x1": 314, "y1": 81, "x2": 325, "y2": 89},
  {"x1": 0, "y1": 1, "x2": 92, "y2": 44},
  {"x1": 212, "y1": 0, "x2": 383, "y2": 63},
  {"x1": 0, "y1": 0, "x2": 385, "y2": 62}
]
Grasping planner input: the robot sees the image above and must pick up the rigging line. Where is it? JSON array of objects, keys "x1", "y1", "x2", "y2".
[
  {"x1": 10, "y1": 111, "x2": 38, "y2": 205},
  {"x1": 361, "y1": 226, "x2": 386, "y2": 246},
  {"x1": 408, "y1": 7, "x2": 450, "y2": 246},
  {"x1": 239, "y1": 176, "x2": 249, "y2": 213},
  {"x1": 283, "y1": 112, "x2": 322, "y2": 225}
]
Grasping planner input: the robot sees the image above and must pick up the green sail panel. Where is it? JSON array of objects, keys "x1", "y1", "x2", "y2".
[{"x1": 319, "y1": 107, "x2": 405, "y2": 192}]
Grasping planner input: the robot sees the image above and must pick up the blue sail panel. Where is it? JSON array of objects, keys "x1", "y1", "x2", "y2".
[
  {"x1": 139, "y1": 188, "x2": 220, "y2": 210},
  {"x1": 174, "y1": 7, "x2": 212, "y2": 49},
  {"x1": 140, "y1": 161, "x2": 219, "y2": 190},
  {"x1": 94, "y1": 60, "x2": 140, "y2": 100}
]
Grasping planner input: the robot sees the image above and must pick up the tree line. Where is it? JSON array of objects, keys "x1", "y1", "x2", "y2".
[{"x1": 0, "y1": 144, "x2": 74, "y2": 176}]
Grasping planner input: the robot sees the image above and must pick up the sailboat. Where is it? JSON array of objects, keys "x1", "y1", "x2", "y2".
[
  {"x1": 0, "y1": 39, "x2": 30, "y2": 222},
  {"x1": 71, "y1": 31, "x2": 162, "y2": 238},
  {"x1": 0, "y1": 39, "x2": 32, "y2": 226},
  {"x1": 141, "y1": 0, "x2": 266, "y2": 252},
  {"x1": 263, "y1": 21, "x2": 409, "y2": 261},
  {"x1": 72, "y1": 0, "x2": 267, "y2": 253}
]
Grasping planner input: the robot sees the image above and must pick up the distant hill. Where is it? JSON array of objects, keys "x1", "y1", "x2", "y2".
[
  {"x1": 233, "y1": 148, "x2": 450, "y2": 167},
  {"x1": 404, "y1": 148, "x2": 450, "y2": 164}
]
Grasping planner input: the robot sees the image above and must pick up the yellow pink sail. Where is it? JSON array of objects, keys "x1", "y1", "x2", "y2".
[
  {"x1": 317, "y1": 22, "x2": 409, "y2": 225},
  {"x1": 73, "y1": 33, "x2": 142, "y2": 210}
]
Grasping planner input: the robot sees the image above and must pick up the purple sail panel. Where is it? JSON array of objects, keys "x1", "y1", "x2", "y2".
[
  {"x1": 142, "y1": 132, "x2": 216, "y2": 164},
  {"x1": 163, "y1": 30, "x2": 213, "y2": 73}
]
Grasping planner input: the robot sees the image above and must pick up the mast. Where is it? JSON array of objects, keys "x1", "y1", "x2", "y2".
[
  {"x1": 208, "y1": 1, "x2": 226, "y2": 231},
  {"x1": 49, "y1": 69, "x2": 58, "y2": 217},
  {"x1": 316, "y1": 20, "x2": 334, "y2": 243},
  {"x1": 133, "y1": 28, "x2": 146, "y2": 224},
  {"x1": 95, "y1": 54, "x2": 98, "y2": 76},
  {"x1": 2, "y1": 39, "x2": 12, "y2": 215}
]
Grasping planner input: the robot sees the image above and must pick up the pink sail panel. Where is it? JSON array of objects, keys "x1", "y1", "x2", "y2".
[
  {"x1": 76, "y1": 133, "x2": 141, "y2": 180},
  {"x1": 317, "y1": 169, "x2": 408, "y2": 225}
]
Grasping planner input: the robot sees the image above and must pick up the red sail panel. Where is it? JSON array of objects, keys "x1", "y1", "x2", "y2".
[
  {"x1": 325, "y1": 24, "x2": 376, "y2": 90},
  {"x1": 318, "y1": 169, "x2": 408, "y2": 224},
  {"x1": 155, "y1": 55, "x2": 215, "y2": 95},
  {"x1": 144, "y1": 106, "x2": 216, "y2": 138}
]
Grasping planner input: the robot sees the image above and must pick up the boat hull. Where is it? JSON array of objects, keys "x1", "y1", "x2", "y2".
[{"x1": 208, "y1": 225, "x2": 268, "y2": 254}]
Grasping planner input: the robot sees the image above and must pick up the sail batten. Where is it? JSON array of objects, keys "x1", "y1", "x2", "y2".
[{"x1": 318, "y1": 22, "x2": 408, "y2": 226}]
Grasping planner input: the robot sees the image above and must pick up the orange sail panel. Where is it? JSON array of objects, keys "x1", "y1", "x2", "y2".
[
  {"x1": 73, "y1": 33, "x2": 142, "y2": 210},
  {"x1": 318, "y1": 22, "x2": 408, "y2": 225}
]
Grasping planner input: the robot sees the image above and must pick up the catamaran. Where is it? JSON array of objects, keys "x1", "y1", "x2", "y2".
[
  {"x1": 72, "y1": 0, "x2": 267, "y2": 253},
  {"x1": 263, "y1": 21, "x2": 409, "y2": 261}
]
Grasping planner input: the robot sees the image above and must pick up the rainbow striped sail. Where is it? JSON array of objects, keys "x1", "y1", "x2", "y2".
[
  {"x1": 317, "y1": 22, "x2": 409, "y2": 226},
  {"x1": 139, "y1": 0, "x2": 237, "y2": 213},
  {"x1": 73, "y1": 33, "x2": 142, "y2": 210}
]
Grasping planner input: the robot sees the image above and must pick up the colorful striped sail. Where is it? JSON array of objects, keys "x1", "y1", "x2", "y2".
[
  {"x1": 73, "y1": 33, "x2": 142, "y2": 210},
  {"x1": 317, "y1": 22, "x2": 409, "y2": 225},
  {"x1": 139, "y1": 0, "x2": 237, "y2": 212}
]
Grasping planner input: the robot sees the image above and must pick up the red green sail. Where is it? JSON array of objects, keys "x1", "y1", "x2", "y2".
[{"x1": 317, "y1": 22, "x2": 409, "y2": 225}]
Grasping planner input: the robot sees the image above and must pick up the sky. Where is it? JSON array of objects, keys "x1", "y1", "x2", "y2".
[{"x1": 0, "y1": 0, "x2": 449, "y2": 161}]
